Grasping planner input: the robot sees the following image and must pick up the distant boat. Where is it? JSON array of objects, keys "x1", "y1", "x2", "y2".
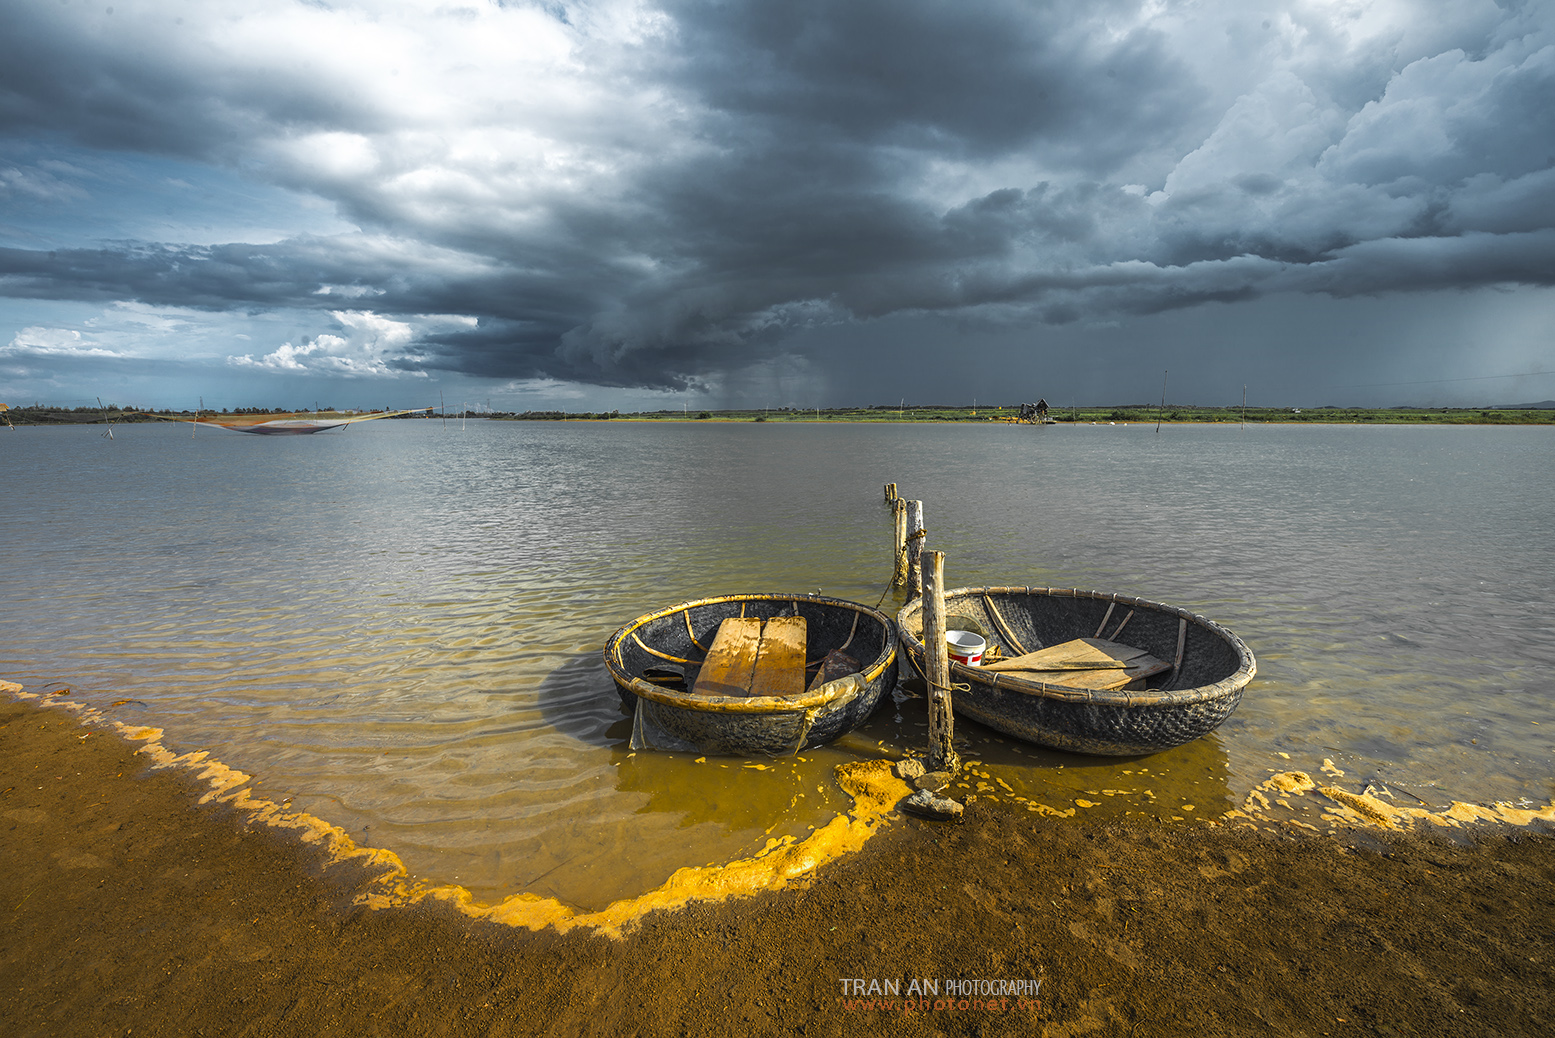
[{"x1": 143, "y1": 407, "x2": 432, "y2": 435}]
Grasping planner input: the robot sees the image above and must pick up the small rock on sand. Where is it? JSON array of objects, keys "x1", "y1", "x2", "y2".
[
  {"x1": 913, "y1": 770, "x2": 952, "y2": 792},
  {"x1": 893, "y1": 758, "x2": 926, "y2": 781},
  {"x1": 900, "y1": 789, "x2": 964, "y2": 821}
]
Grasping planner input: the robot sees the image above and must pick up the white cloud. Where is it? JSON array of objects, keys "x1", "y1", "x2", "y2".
[
  {"x1": 0, "y1": 164, "x2": 88, "y2": 202},
  {"x1": 226, "y1": 309, "x2": 474, "y2": 377},
  {"x1": 3, "y1": 326, "x2": 124, "y2": 358},
  {"x1": 229, "y1": 339, "x2": 326, "y2": 372}
]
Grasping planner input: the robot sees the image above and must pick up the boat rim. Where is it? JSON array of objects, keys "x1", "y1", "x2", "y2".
[
  {"x1": 896, "y1": 585, "x2": 1255, "y2": 708},
  {"x1": 604, "y1": 592, "x2": 899, "y2": 714}
]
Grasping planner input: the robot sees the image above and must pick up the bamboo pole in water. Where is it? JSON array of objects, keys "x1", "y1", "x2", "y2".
[
  {"x1": 905, "y1": 500, "x2": 926, "y2": 598},
  {"x1": 921, "y1": 550, "x2": 959, "y2": 773},
  {"x1": 892, "y1": 498, "x2": 908, "y2": 587}
]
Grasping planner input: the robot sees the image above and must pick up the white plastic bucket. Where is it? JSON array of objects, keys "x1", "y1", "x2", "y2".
[{"x1": 946, "y1": 630, "x2": 986, "y2": 666}]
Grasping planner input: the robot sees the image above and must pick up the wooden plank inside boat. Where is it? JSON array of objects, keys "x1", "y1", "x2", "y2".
[
  {"x1": 691, "y1": 618, "x2": 764, "y2": 697},
  {"x1": 690, "y1": 616, "x2": 808, "y2": 698},
  {"x1": 749, "y1": 616, "x2": 807, "y2": 699},
  {"x1": 980, "y1": 637, "x2": 1170, "y2": 691}
]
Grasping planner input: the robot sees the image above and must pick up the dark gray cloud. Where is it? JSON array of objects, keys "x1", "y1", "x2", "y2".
[
  {"x1": 662, "y1": 0, "x2": 1199, "y2": 167},
  {"x1": 1, "y1": 0, "x2": 1552, "y2": 403}
]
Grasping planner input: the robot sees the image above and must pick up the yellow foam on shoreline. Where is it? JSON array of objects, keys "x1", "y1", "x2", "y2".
[
  {"x1": 1223, "y1": 769, "x2": 1555, "y2": 833},
  {"x1": 361, "y1": 759, "x2": 911, "y2": 937},
  {"x1": 6, "y1": 688, "x2": 911, "y2": 939},
  {"x1": 12, "y1": 685, "x2": 1555, "y2": 934}
]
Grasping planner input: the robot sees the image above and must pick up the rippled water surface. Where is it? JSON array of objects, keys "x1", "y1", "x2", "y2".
[{"x1": 3, "y1": 420, "x2": 1552, "y2": 906}]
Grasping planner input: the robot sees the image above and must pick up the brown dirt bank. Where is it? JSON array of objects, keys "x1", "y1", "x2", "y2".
[{"x1": 3, "y1": 699, "x2": 1552, "y2": 1038}]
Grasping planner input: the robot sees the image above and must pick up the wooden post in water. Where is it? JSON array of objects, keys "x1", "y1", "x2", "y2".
[
  {"x1": 905, "y1": 500, "x2": 926, "y2": 599},
  {"x1": 892, "y1": 498, "x2": 908, "y2": 587},
  {"x1": 921, "y1": 550, "x2": 959, "y2": 773},
  {"x1": 884, "y1": 482, "x2": 898, "y2": 503}
]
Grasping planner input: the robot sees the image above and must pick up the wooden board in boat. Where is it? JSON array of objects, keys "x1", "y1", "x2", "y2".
[
  {"x1": 691, "y1": 616, "x2": 807, "y2": 698},
  {"x1": 750, "y1": 616, "x2": 807, "y2": 699},
  {"x1": 692, "y1": 618, "x2": 763, "y2": 697},
  {"x1": 981, "y1": 637, "x2": 1169, "y2": 691}
]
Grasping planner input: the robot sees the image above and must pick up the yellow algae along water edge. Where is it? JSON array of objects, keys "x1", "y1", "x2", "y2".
[
  {"x1": 10, "y1": 682, "x2": 1555, "y2": 935},
  {"x1": 1229, "y1": 766, "x2": 1555, "y2": 832},
  {"x1": 4, "y1": 684, "x2": 911, "y2": 939}
]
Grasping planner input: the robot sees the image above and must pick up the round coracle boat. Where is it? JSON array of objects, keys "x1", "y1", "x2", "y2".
[
  {"x1": 896, "y1": 586, "x2": 1255, "y2": 756},
  {"x1": 605, "y1": 593, "x2": 899, "y2": 756}
]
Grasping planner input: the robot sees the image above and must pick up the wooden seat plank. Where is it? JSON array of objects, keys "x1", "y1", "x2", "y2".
[
  {"x1": 980, "y1": 636, "x2": 1169, "y2": 691},
  {"x1": 691, "y1": 618, "x2": 764, "y2": 697},
  {"x1": 982, "y1": 637, "x2": 1147, "y2": 673},
  {"x1": 749, "y1": 616, "x2": 807, "y2": 699}
]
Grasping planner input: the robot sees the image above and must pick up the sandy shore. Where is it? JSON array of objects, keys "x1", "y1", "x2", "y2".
[{"x1": 3, "y1": 698, "x2": 1552, "y2": 1037}]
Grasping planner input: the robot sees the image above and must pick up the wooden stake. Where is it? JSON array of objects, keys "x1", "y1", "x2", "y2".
[
  {"x1": 922, "y1": 550, "x2": 959, "y2": 773},
  {"x1": 905, "y1": 499, "x2": 926, "y2": 599},
  {"x1": 892, "y1": 499, "x2": 908, "y2": 587},
  {"x1": 884, "y1": 482, "x2": 898, "y2": 503}
]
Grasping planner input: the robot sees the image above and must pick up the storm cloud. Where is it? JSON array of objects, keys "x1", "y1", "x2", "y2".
[{"x1": 1, "y1": 0, "x2": 1552, "y2": 405}]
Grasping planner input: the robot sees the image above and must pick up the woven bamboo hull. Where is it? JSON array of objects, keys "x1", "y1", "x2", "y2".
[
  {"x1": 604, "y1": 593, "x2": 899, "y2": 756},
  {"x1": 897, "y1": 587, "x2": 1254, "y2": 756}
]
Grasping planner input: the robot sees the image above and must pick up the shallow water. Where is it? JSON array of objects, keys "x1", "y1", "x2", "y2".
[{"x1": 2, "y1": 420, "x2": 1551, "y2": 907}]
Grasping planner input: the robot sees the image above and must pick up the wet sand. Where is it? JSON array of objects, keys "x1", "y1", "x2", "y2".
[{"x1": 4, "y1": 699, "x2": 1553, "y2": 1037}]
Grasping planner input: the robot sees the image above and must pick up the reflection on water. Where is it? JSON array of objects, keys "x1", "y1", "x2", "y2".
[
  {"x1": 848, "y1": 688, "x2": 1237, "y2": 822},
  {"x1": 2, "y1": 420, "x2": 1552, "y2": 909}
]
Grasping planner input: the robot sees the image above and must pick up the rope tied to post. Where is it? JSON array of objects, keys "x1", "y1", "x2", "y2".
[
  {"x1": 925, "y1": 676, "x2": 971, "y2": 696},
  {"x1": 883, "y1": 527, "x2": 928, "y2": 600}
]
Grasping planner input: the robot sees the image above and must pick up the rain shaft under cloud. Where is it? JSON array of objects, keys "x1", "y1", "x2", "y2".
[{"x1": 1, "y1": 0, "x2": 1552, "y2": 408}]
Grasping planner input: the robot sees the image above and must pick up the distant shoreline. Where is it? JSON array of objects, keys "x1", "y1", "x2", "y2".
[
  {"x1": 6, "y1": 404, "x2": 1553, "y2": 426},
  {"x1": 543, "y1": 404, "x2": 1555, "y2": 425}
]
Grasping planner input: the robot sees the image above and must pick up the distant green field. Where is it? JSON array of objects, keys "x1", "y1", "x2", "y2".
[{"x1": 499, "y1": 405, "x2": 1555, "y2": 425}]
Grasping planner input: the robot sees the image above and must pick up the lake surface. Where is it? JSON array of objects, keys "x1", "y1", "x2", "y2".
[{"x1": 2, "y1": 419, "x2": 1551, "y2": 907}]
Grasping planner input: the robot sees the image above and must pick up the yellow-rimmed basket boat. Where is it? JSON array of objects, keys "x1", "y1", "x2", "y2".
[
  {"x1": 897, "y1": 586, "x2": 1255, "y2": 756},
  {"x1": 605, "y1": 593, "x2": 899, "y2": 756}
]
